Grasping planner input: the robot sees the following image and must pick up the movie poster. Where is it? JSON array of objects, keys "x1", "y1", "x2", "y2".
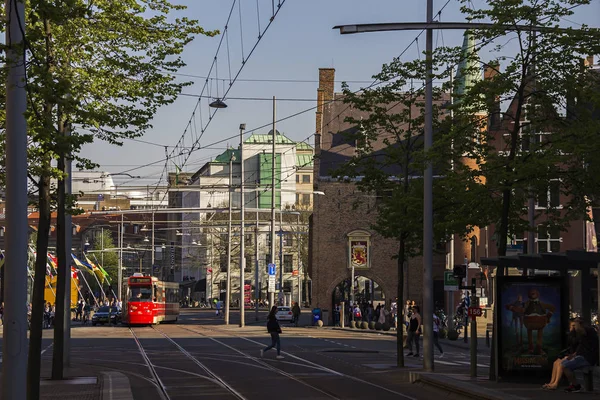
[{"x1": 497, "y1": 277, "x2": 565, "y2": 377}]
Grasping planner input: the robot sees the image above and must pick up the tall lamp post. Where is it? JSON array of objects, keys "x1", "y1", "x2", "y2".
[{"x1": 239, "y1": 123, "x2": 246, "y2": 327}]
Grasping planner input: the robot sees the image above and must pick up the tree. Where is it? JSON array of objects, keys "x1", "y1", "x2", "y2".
[
  {"x1": 91, "y1": 229, "x2": 119, "y2": 288},
  {"x1": 447, "y1": 0, "x2": 600, "y2": 257},
  {"x1": 332, "y1": 48, "x2": 487, "y2": 367},
  {"x1": 0, "y1": 1, "x2": 217, "y2": 397}
]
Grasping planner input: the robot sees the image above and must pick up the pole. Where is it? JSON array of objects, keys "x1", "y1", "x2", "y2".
[
  {"x1": 3, "y1": 0, "x2": 28, "y2": 396},
  {"x1": 470, "y1": 278, "x2": 478, "y2": 378},
  {"x1": 119, "y1": 215, "x2": 124, "y2": 300},
  {"x1": 151, "y1": 210, "x2": 155, "y2": 266},
  {"x1": 422, "y1": 0, "x2": 434, "y2": 372},
  {"x1": 297, "y1": 214, "x2": 301, "y2": 307},
  {"x1": 240, "y1": 123, "x2": 246, "y2": 327},
  {"x1": 269, "y1": 96, "x2": 276, "y2": 308},
  {"x1": 77, "y1": 270, "x2": 98, "y2": 308},
  {"x1": 279, "y1": 212, "x2": 283, "y2": 306},
  {"x1": 64, "y1": 122, "x2": 72, "y2": 367},
  {"x1": 351, "y1": 263, "x2": 355, "y2": 321},
  {"x1": 225, "y1": 156, "x2": 233, "y2": 325},
  {"x1": 255, "y1": 211, "x2": 260, "y2": 321}
]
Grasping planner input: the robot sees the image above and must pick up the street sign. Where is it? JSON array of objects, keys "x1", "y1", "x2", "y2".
[
  {"x1": 444, "y1": 271, "x2": 459, "y2": 291},
  {"x1": 468, "y1": 307, "x2": 482, "y2": 321},
  {"x1": 292, "y1": 269, "x2": 298, "y2": 276},
  {"x1": 152, "y1": 264, "x2": 160, "y2": 273},
  {"x1": 268, "y1": 263, "x2": 276, "y2": 276},
  {"x1": 268, "y1": 275, "x2": 276, "y2": 293}
]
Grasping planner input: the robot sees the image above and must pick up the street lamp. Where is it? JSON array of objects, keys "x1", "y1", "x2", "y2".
[
  {"x1": 239, "y1": 122, "x2": 246, "y2": 328},
  {"x1": 209, "y1": 98, "x2": 227, "y2": 109}
]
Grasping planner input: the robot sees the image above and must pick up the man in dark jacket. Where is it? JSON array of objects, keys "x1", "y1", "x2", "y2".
[
  {"x1": 562, "y1": 319, "x2": 599, "y2": 393},
  {"x1": 292, "y1": 302, "x2": 301, "y2": 327}
]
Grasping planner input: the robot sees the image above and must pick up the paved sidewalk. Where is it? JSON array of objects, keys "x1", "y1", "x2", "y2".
[{"x1": 410, "y1": 371, "x2": 600, "y2": 399}]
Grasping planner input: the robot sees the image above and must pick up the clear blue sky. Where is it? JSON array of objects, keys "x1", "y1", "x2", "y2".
[{"x1": 79, "y1": 0, "x2": 599, "y2": 188}]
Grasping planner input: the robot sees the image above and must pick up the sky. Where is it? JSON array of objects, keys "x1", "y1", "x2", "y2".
[{"x1": 78, "y1": 0, "x2": 600, "y2": 190}]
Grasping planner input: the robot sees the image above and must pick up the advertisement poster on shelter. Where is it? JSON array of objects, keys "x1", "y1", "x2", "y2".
[{"x1": 497, "y1": 276, "x2": 565, "y2": 377}]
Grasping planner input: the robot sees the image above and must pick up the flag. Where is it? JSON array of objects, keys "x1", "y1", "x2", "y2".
[
  {"x1": 84, "y1": 254, "x2": 105, "y2": 284},
  {"x1": 90, "y1": 254, "x2": 112, "y2": 284},
  {"x1": 71, "y1": 266, "x2": 78, "y2": 279},
  {"x1": 71, "y1": 253, "x2": 93, "y2": 270}
]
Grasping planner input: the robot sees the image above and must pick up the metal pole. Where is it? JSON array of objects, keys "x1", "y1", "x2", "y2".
[
  {"x1": 64, "y1": 123, "x2": 72, "y2": 367},
  {"x1": 470, "y1": 278, "x2": 478, "y2": 378},
  {"x1": 225, "y1": 156, "x2": 233, "y2": 325},
  {"x1": 255, "y1": 211, "x2": 260, "y2": 321},
  {"x1": 422, "y1": 0, "x2": 434, "y2": 372},
  {"x1": 240, "y1": 123, "x2": 246, "y2": 327},
  {"x1": 119, "y1": 215, "x2": 123, "y2": 300},
  {"x1": 279, "y1": 211, "x2": 283, "y2": 306},
  {"x1": 2, "y1": 0, "x2": 28, "y2": 394},
  {"x1": 351, "y1": 263, "x2": 355, "y2": 321},
  {"x1": 297, "y1": 214, "x2": 301, "y2": 307},
  {"x1": 269, "y1": 97, "x2": 276, "y2": 308},
  {"x1": 151, "y1": 210, "x2": 155, "y2": 267}
]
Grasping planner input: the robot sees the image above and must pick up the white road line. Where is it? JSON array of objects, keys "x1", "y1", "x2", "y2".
[{"x1": 237, "y1": 336, "x2": 419, "y2": 400}]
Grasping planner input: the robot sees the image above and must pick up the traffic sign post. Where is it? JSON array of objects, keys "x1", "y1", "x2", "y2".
[
  {"x1": 468, "y1": 306, "x2": 482, "y2": 321},
  {"x1": 268, "y1": 264, "x2": 276, "y2": 293},
  {"x1": 444, "y1": 271, "x2": 459, "y2": 291}
]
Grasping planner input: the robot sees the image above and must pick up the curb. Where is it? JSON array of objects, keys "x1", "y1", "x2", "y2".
[
  {"x1": 410, "y1": 372, "x2": 527, "y2": 400},
  {"x1": 102, "y1": 372, "x2": 134, "y2": 400}
]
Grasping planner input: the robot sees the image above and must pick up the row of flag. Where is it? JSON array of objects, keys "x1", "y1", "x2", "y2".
[{"x1": 71, "y1": 253, "x2": 111, "y2": 284}]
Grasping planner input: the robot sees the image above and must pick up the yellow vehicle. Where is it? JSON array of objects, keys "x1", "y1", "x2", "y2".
[{"x1": 44, "y1": 275, "x2": 79, "y2": 308}]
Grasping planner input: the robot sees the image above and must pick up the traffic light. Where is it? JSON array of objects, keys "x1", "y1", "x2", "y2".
[{"x1": 453, "y1": 264, "x2": 467, "y2": 279}]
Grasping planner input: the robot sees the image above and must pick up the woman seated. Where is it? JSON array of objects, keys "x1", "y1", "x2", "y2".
[{"x1": 543, "y1": 319, "x2": 578, "y2": 390}]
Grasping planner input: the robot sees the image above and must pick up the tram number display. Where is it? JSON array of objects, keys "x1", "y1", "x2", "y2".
[{"x1": 129, "y1": 278, "x2": 151, "y2": 284}]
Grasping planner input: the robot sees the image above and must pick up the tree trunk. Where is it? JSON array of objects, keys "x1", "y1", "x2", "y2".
[
  {"x1": 27, "y1": 170, "x2": 52, "y2": 400},
  {"x1": 396, "y1": 237, "x2": 406, "y2": 368},
  {"x1": 497, "y1": 188, "x2": 512, "y2": 257}
]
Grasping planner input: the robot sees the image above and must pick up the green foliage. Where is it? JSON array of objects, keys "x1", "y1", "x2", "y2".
[
  {"x1": 449, "y1": 0, "x2": 600, "y2": 255},
  {"x1": 92, "y1": 229, "x2": 119, "y2": 284}
]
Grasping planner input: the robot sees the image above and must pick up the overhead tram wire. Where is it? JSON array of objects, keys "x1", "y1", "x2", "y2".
[{"x1": 133, "y1": 0, "x2": 584, "y2": 200}]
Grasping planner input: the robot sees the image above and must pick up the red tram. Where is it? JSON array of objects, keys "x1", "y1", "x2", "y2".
[{"x1": 124, "y1": 274, "x2": 180, "y2": 325}]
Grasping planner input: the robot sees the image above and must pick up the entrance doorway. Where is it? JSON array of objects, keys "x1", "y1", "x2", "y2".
[{"x1": 331, "y1": 276, "x2": 385, "y2": 324}]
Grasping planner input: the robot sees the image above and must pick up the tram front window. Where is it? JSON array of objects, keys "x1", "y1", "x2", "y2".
[{"x1": 129, "y1": 286, "x2": 152, "y2": 302}]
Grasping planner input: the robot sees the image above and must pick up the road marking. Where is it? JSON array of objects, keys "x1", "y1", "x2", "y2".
[{"x1": 236, "y1": 335, "x2": 419, "y2": 400}]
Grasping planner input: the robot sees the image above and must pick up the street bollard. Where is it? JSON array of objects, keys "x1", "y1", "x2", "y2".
[
  {"x1": 340, "y1": 301, "x2": 345, "y2": 328},
  {"x1": 486, "y1": 328, "x2": 490, "y2": 348}
]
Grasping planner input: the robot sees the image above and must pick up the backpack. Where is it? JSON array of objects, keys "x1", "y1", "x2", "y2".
[{"x1": 354, "y1": 309, "x2": 362, "y2": 318}]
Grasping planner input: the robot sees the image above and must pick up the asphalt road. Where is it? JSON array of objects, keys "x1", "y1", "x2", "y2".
[{"x1": 0, "y1": 309, "x2": 487, "y2": 399}]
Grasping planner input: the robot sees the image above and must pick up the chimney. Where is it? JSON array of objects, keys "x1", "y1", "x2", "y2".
[{"x1": 315, "y1": 68, "x2": 335, "y2": 179}]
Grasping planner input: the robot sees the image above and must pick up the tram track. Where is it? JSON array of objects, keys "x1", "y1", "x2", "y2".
[
  {"x1": 167, "y1": 324, "x2": 342, "y2": 400},
  {"x1": 129, "y1": 326, "x2": 247, "y2": 400},
  {"x1": 186, "y1": 324, "x2": 419, "y2": 400}
]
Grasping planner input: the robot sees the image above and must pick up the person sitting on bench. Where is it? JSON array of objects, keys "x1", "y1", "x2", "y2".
[
  {"x1": 561, "y1": 319, "x2": 599, "y2": 393},
  {"x1": 543, "y1": 319, "x2": 578, "y2": 390}
]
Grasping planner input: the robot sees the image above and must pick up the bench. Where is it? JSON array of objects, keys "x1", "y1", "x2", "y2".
[{"x1": 580, "y1": 366, "x2": 599, "y2": 391}]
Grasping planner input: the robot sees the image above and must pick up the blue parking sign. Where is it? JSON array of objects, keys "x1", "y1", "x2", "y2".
[{"x1": 268, "y1": 263, "x2": 276, "y2": 276}]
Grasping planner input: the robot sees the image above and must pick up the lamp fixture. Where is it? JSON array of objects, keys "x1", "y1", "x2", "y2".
[
  {"x1": 162, "y1": 243, "x2": 167, "y2": 250},
  {"x1": 209, "y1": 98, "x2": 228, "y2": 109},
  {"x1": 84, "y1": 238, "x2": 90, "y2": 246},
  {"x1": 143, "y1": 236, "x2": 149, "y2": 242},
  {"x1": 126, "y1": 244, "x2": 132, "y2": 249}
]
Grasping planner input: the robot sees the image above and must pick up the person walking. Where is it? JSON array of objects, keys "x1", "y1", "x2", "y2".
[
  {"x1": 261, "y1": 306, "x2": 284, "y2": 359},
  {"x1": 292, "y1": 302, "x2": 301, "y2": 327},
  {"x1": 407, "y1": 305, "x2": 422, "y2": 357},
  {"x1": 433, "y1": 312, "x2": 444, "y2": 358}
]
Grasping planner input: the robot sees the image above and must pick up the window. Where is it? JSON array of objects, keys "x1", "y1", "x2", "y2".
[
  {"x1": 283, "y1": 280, "x2": 292, "y2": 293},
  {"x1": 265, "y1": 254, "x2": 272, "y2": 273},
  {"x1": 302, "y1": 175, "x2": 311, "y2": 184},
  {"x1": 537, "y1": 180, "x2": 561, "y2": 208},
  {"x1": 266, "y1": 233, "x2": 272, "y2": 248},
  {"x1": 296, "y1": 194, "x2": 300, "y2": 205},
  {"x1": 302, "y1": 194, "x2": 310, "y2": 205},
  {"x1": 283, "y1": 233, "x2": 294, "y2": 247},
  {"x1": 537, "y1": 226, "x2": 561, "y2": 253},
  {"x1": 284, "y1": 254, "x2": 293, "y2": 273},
  {"x1": 296, "y1": 175, "x2": 300, "y2": 183},
  {"x1": 245, "y1": 233, "x2": 253, "y2": 247},
  {"x1": 220, "y1": 254, "x2": 227, "y2": 272},
  {"x1": 220, "y1": 233, "x2": 228, "y2": 245}
]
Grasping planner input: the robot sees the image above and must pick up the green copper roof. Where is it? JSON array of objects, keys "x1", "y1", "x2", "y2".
[
  {"x1": 296, "y1": 141, "x2": 314, "y2": 150},
  {"x1": 244, "y1": 130, "x2": 295, "y2": 145},
  {"x1": 454, "y1": 31, "x2": 481, "y2": 99},
  {"x1": 214, "y1": 148, "x2": 240, "y2": 163},
  {"x1": 296, "y1": 154, "x2": 314, "y2": 168}
]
